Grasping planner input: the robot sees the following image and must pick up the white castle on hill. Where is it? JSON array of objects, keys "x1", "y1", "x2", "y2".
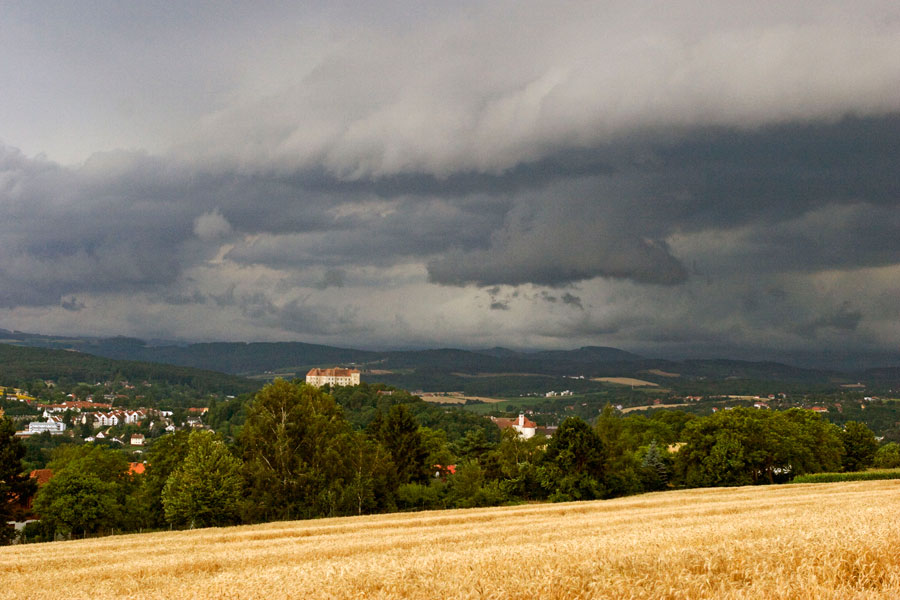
[{"x1": 305, "y1": 367, "x2": 361, "y2": 387}]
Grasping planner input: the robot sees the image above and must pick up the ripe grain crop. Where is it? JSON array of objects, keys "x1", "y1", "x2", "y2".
[{"x1": 4, "y1": 481, "x2": 900, "y2": 599}]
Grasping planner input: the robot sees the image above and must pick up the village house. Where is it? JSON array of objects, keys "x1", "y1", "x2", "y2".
[
  {"x1": 306, "y1": 367, "x2": 361, "y2": 387},
  {"x1": 491, "y1": 414, "x2": 538, "y2": 439},
  {"x1": 92, "y1": 412, "x2": 121, "y2": 428}
]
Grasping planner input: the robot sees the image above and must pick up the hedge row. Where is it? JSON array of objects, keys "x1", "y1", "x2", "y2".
[{"x1": 791, "y1": 469, "x2": 900, "y2": 484}]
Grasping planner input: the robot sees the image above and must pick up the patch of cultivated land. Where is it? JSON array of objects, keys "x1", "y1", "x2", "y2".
[
  {"x1": 450, "y1": 371, "x2": 553, "y2": 378},
  {"x1": 5, "y1": 481, "x2": 900, "y2": 599},
  {"x1": 420, "y1": 392, "x2": 506, "y2": 404},
  {"x1": 593, "y1": 376, "x2": 660, "y2": 386},
  {"x1": 621, "y1": 402, "x2": 691, "y2": 412},
  {"x1": 645, "y1": 368, "x2": 681, "y2": 377}
]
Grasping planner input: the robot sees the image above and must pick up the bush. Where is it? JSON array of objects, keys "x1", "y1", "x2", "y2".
[
  {"x1": 396, "y1": 482, "x2": 446, "y2": 511},
  {"x1": 873, "y1": 442, "x2": 900, "y2": 469},
  {"x1": 790, "y1": 469, "x2": 900, "y2": 484}
]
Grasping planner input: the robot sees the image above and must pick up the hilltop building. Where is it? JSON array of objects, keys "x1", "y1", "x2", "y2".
[{"x1": 306, "y1": 367, "x2": 361, "y2": 388}]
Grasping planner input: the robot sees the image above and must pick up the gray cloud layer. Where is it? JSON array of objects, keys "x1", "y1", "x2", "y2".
[{"x1": 1, "y1": 2, "x2": 899, "y2": 360}]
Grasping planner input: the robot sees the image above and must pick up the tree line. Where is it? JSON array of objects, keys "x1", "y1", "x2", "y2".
[{"x1": 1, "y1": 379, "x2": 891, "y2": 543}]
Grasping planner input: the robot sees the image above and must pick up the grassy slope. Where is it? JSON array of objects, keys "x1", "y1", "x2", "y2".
[{"x1": 4, "y1": 480, "x2": 900, "y2": 599}]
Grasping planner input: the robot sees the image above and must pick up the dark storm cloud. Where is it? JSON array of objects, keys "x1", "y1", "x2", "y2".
[
  {"x1": 60, "y1": 297, "x2": 85, "y2": 312},
  {"x1": 273, "y1": 298, "x2": 366, "y2": 336},
  {"x1": 3, "y1": 114, "x2": 900, "y2": 345},
  {"x1": 638, "y1": 115, "x2": 900, "y2": 231},
  {"x1": 796, "y1": 302, "x2": 864, "y2": 339},
  {"x1": 426, "y1": 195, "x2": 689, "y2": 287},
  {"x1": 315, "y1": 269, "x2": 347, "y2": 290},
  {"x1": 223, "y1": 195, "x2": 507, "y2": 269},
  {"x1": 0, "y1": 148, "x2": 203, "y2": 307},
  {"x1": 3, "y1": 2, "x2": 900, "y2": 356},
  {"x1": 561, "y1": 293, "x2": 583, "y2": 310}
]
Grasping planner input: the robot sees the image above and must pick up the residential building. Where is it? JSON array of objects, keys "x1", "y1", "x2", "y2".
[{"x1": 21, "y1": 417, "x2": 66, "y2": 436}]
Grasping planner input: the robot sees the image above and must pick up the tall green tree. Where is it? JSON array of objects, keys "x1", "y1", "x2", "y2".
[
  {"x1": 539, "y1": 417, "x2": 606, "y2": 501},
  {"x1": 162, "y1": 431, "x2": 243, "y2": 528},
  {"x1": 639, "y1": 440, "x2": 670, "y2": 492},
  {"x1": 342, "y1": 433, "x2": 397, "y2": 515},
  {"x1": 240, "y1": 379, "x2": 356, "y2": 520},
  {"x1": 0, "y1": 417, "x2": 37, "y2": 544},
  {"x1": 138, "y1": 430, "x2": 191, "y2": 528},
  {"x1": 369, "y1": 404, "x2": 430, "y2": 485},
  {"x1": 841, "y1": 421, "x2": 879, "y2": 472},
  {"x1": 492, "y1": 428, "x2": 546, "y2": 501},
  {"x1": 595, "y1": 404, "x2": 642, "y2": 497}
]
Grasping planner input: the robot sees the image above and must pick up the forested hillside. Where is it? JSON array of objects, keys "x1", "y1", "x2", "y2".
[{"x1": 0, "y1": 344, "x2": 258, "y2": 395}]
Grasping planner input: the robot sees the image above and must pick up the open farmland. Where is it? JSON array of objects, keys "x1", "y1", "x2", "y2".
[
  {"x1": 4, "y1": 481, "x2": 900, "y2": 599},
  {"x1": 419, "y1": 391, "x2": 506, "y2": 404},
  {"x1": 592, "y1": 376, "x2": 660, "y2": 387}
]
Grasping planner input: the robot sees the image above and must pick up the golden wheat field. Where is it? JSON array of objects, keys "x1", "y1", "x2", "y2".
[{"x1": 4, "y1": 481, "x2": 900, "y2": 599}]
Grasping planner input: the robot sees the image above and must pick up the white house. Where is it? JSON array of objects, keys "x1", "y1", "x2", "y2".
[{"x1": 97, "y1": 412, "x2": 120, "y2": 427}]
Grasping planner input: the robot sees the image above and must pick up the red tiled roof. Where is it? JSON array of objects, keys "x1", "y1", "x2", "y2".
[
  {"x1": 491, "y1": 415, "x2": 537, "y2": 430},
  {"x1": 491, "y1": 416, "x2": 517, "y2": 429},
  {"x1": 306, "y1": 367, "x2": 360, "y2": 377},
  {"x1": 129, "y1": 462, "x2": 146, "y2": 475},
  {"x1": 30, "y1": 469, "x2": 53, "y2": 485}
]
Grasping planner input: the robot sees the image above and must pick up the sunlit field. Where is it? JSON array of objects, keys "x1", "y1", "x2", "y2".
[{"x1": 4, "y1": 481, "x2": 900, "y2": 599}]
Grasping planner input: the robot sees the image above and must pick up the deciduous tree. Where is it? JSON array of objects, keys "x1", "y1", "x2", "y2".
[
  {"x1": 240, "y1": 379, "x2": 356, "y2": 520},
  {"x1": 539, "y1": 417, "x2": 606, "y2": 501},
  {"x1": 32, "y1": 444, "x2": 131, "y2": 538}
]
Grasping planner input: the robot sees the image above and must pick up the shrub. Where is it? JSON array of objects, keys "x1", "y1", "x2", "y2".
[{"x1": 790, "y1": 469, "x2": 900, "y2": 484}]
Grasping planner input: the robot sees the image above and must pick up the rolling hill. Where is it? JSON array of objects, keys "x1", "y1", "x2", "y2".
[
  {"x1": 4, "y1": 328, "x2": 899, "y2": 390},
  {"x1": 0, "y1": 344, "x2": 258, "y2": 395}
]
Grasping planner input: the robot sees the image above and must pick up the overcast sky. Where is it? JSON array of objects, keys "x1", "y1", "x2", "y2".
[{"x1": 2, "y1": 1, "x2": 899, "y2": 363}]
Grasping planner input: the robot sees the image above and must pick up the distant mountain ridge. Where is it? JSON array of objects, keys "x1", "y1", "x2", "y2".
[{"x1": 2, "y1": 328, "x2": 895, "y2": 387}]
